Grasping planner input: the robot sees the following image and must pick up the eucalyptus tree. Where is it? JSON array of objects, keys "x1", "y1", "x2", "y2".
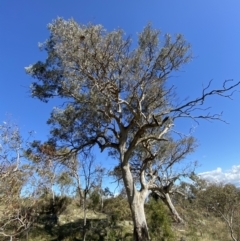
[
  {"x1": 0, "y1": 121, "x2": 22, "y2": 178},
  {"x1": 0, "y1": 121, "x2": 37, "y2": 240},
  {"x1": 56, "y1": 171, "x2": 74, "y2": 197},
  {"x1": 27, "y1": 141, "x2": 61, "y2": 205},
  {"x1": 26, "y1": 18, "x2": 240, "y2": 241},
  {"x1": 198, "y1": 183, "x2": 240, "y2": 241},
  {"x1": 112, "y1": 136, "x2": 196, "y2": 224},
  {"x1": 148, "y1": 136, "x2": 197, "y2": 223},
  {"x1": 62, "y1": 153, "x2": 104, "y2": 241}
]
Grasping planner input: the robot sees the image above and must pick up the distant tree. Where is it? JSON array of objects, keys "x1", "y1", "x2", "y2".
[
  {"x1": 177, "y1": 177, "x2": 240, "y2": 241},
  {"x1": 61, "y1": 153, "x2": 105, "y2": 241},
  {"x1": 56, "y1": 171, "x2": 74, "y2": 197},
  {"x1": 28, "y1": 141, "x2": 60, "y2": 204},
  {"x1": 198, "y1": 183, "x2": 240, "y2": 241},
  {"x1": 0, "y1": 121, "x2": 37, "y2": 241},
  {"x1": 26, "y1": 18, "x2": 240, "y2": 240},
  {"x1": 0, "y1": 121, "x2": 22, "y2": 178}
]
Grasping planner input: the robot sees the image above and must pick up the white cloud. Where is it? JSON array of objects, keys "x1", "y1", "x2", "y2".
[{"x1": 199, "y1": 165, "x2": 240, "y2": 187}]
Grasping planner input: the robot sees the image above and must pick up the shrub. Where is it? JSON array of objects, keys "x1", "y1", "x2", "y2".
[{"x1": 146, "y1": 198, "x2": 175, "y2": 241}]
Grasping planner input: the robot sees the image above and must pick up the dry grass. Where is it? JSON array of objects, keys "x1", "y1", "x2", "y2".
[
  {"x1": 173, "y1": 205, "x2": 232, "y2": 241},
  {"x1": 58, "y1": 201, "x2": 107, "y2": 225}
]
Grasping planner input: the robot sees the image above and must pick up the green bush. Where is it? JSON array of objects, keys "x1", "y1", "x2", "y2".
[
  {"x1": 103, "y1": 196, "x2": 132, "y2": 223},
  {"x1": 146, "y1": 198, "x2": 175, "y2": 241}
]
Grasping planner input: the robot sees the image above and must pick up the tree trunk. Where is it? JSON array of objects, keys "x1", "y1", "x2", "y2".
[
  {"x1": 121, "y1": 162, "x2": 150, "y2": 241},
  {"x1": 83, "y1": 194, "x2": 87, "y2": 241},
  {"x1": 162, "y1": 192, "x2": 184, "y2": 223},
  {"x1": 131, "y1": 197, "x2": 150, "y2": 241}
]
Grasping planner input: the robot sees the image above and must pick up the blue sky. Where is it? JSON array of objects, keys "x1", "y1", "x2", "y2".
[{"x1": 0, "y1": 0, "x2": 240, "y2": 185}]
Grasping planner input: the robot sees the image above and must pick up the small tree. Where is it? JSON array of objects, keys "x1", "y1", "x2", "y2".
[
  {"x1": 0, "y1": 121, "x2": 37, "y2": 241},
  {"x1": 26, "y1": 18, "x2": 240, "y2": 240},
  {"x1": 61, "y1": 153, "x2": 104, "y2": 241},
  {"x1": 198, "y1": 183, "x2": 240, "y2": 241},
  {"x1": 28, "y1": 141, "x2": 60, "y2": 205}
]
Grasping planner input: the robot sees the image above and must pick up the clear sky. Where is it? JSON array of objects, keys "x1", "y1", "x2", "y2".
[{"x1": 0, "y1": 0, "x2": 240, "y2": 186}]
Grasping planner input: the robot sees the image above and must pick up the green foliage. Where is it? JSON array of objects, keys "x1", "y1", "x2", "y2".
[
  {"x1": 146, "y1": 198, "x2": 175, "y2": 241},
  {"x1": 103, "y1": 196, "x2": 132, "y2": 224},
  {"x1": 88, "y1": 189, "x2": 101, "y2": 211},
  {"x1": 57, "y1": 172, "x2": 74, "y2": 196},
  {"x1": 38, "y1": 195, "x2": 71, "y2": 216}
]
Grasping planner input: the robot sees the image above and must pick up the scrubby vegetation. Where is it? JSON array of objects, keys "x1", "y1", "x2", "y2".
[{"x1": 1, "y1": 157, "x2": 240, "y2": 241}]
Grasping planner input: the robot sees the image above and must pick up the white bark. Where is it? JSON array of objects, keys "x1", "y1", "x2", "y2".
[
  {"x1": 131, "y1": 194, "x2": 150, "y2": 241},
  {"x1": 121, "y1": 160, "x2": 150, "y2": 241},
  {"x1": 164, "y1": 193, "x2": 184, "y2": 223}
]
